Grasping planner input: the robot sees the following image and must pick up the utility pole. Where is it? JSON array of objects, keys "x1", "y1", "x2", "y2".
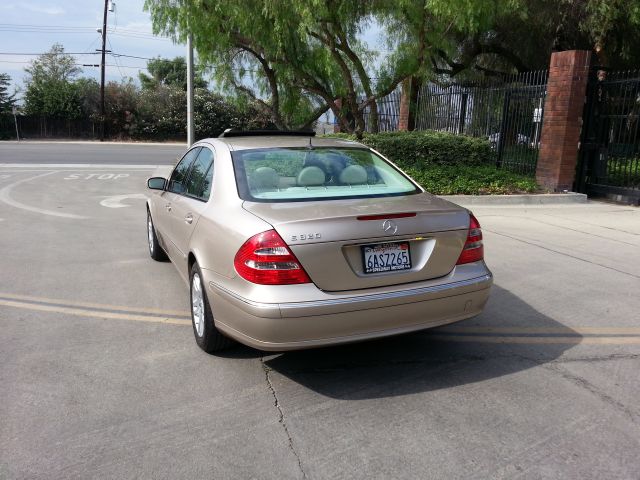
[
  {"x1": 99, "y1": 0, "x2": 109, "y2": 141},
  {"x1": 186, "y1": 33, "x2": 195, "y2": 146}
]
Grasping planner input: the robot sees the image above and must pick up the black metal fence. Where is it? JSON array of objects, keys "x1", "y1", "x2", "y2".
[
  {"x1": 577, "y1": 69, "x2": 640, "y2": 203},
  {"x1": 0, "y1": 114, "x2": 109, "y2": 140},
  {"x1": 414, "y1": 71, "x2": 548, "y2": 175},
  {"x1": 363, "y1": 89, "x2": 401, "y2": 133}
]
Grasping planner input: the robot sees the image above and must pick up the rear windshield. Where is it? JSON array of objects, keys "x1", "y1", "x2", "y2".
[{"x1": 232, "y1": 147, "x2": 420, "y2": 202}]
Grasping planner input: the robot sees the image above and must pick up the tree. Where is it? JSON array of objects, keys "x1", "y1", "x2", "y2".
[
  {"x1": 0, "y1": 73, "x2": 16, "y2": 113},
  {"x1": 145, "y1": 0, "x2": 518, "y2": 136},
  {"x1": 139, "y1": 56, "x2": 207, "y2": 90},
  {"x1": 427, "y1": 0, "x2": 640, "y2": 78},
  {"x1": 25, "y1": 43, "x2": 80, "y2": 84},
  {"x1": 23, "y1": 43, "x2": 83, "y2": 117}
]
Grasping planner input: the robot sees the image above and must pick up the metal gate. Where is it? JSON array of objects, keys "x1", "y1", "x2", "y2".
[
  {"x1": 576, "y1": 69, "x2": 640, "y2": 204},
  {"x1": 414, "y1": 70, "x2": 547, "y2": 175}
]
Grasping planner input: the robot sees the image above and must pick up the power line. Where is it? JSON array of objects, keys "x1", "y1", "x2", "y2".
[
  {"x1": 0, "y1": 23, "x2": 172, "y2": 41},
  {"x1": 0, "y1": 52, "x2": 102, "y2": 56},
  {"x1": 0, "y1": 50, "x2": 264, "y2": 74},
  {"x1": 0, "y1": 51, "x2": 157, "y2": 61},
  {"x1": 0, "y1": 59, "x2": 147, "y2": 69},
  {"x1": 107, "y1": 36, "x2": 126, "y2": 78}
]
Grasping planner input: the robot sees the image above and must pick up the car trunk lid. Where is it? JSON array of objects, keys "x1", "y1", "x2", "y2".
[{"x1": 242, "y1": 193, "x2": 470, "y2": 291}]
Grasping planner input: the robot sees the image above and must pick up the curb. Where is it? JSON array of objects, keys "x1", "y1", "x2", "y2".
[{"x1": 440, "y1": 193, "x2": 588, "y2": 206}]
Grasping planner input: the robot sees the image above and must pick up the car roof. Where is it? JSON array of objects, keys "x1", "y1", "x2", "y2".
[{"x1": 201, "y1": 135, "x2": 365, "y2": 151}]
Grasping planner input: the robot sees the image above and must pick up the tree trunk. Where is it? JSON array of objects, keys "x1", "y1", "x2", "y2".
[{"x1": 368, "y1": 99, "x2": 379, "y2": 133}]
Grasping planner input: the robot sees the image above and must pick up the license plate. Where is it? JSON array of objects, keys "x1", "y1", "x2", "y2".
[{"x1": 362, "y1": 242, "x2": 411, "y2": 274}]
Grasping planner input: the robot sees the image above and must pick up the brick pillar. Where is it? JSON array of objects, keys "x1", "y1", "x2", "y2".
[
  {"x1": 536, "y1": 50, "x2": 591, "y2": 191},
  {"x1": 398, "y1": 78, "x2": 411, "y2": 131}
]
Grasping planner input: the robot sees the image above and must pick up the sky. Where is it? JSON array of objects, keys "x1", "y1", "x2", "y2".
[
  {"x1": 0, "y1": 0, "x2": 186, "y2": 100},
  {"x1": 0, "y1": 0, "x2": 387, "y2": 109}
]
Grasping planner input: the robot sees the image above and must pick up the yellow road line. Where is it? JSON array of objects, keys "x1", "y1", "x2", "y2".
[
  {"x1": 1, "y1": 295, "x2": 640, "y2": 345},
  {"x1": 430, "y1": 335, "x2": 640, "y2": 345},
  {"x1": 436, "y1": 326, "x2": 640, "y2": 335},
  {"x1": 0, "y1": 299, "x2": 191, "y2": 326},
  {"x1": 0, "y1": 292, "x2": 190, "y2": 317}
]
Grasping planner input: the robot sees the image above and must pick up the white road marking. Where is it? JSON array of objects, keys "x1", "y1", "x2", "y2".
[
  {"x1": 0, "y1": 171, "x2": 88, "y2": 219},
  {"x1": 100, "y1": 193, "x2": 148, "y2": 208},
  {"x1": 64, "y1": 173, "x2": 130, "y2": 180}
]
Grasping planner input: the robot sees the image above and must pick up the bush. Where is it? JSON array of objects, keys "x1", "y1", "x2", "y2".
[
  {"x1": 326, "y1": 131, "x2": 495, "y2": 167},
  {"x1": 325, "y1": 131, "x2": 538, "y2": 195},
  {"x1": 405, "y1": 164, "x2": 538, "y2": 195}
]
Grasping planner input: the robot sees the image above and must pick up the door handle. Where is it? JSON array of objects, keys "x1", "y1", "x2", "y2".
[
  {"x1": 165, "y1": 203, "x2": 172, "y2": 212},
  {"x1": 185, "y1": 213, "x2": 193, "y2": 224}
]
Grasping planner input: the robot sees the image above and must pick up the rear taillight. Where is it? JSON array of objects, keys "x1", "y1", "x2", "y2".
[
  {"x1": 456, "y1": 214, "x2": 484, "y2": 265},
  {"x1": 234, "y1": 230, "x2": 311, "y2": 285}
]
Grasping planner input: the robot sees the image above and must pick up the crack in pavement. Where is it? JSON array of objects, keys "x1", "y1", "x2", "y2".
[
  {"x1": 260, "y1": 357, "x2": 307, "y2": 479},
  {"x1": 540, "y1": 362, "x2": 639, "y2": 424},
  {"x1": 549, "y1": 353, "x2": 640, "y2": 364},
  {"x1": 265, "y1": 352, "x2": 640, "y2": 376}
]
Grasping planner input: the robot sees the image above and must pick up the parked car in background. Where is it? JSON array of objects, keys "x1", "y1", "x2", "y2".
[{"x1": 146, "y1": 130, "x2": 492, "y2": 353}]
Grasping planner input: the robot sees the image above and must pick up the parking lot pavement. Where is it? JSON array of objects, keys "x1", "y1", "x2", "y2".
[
  {"x1": 0, "y1": 140, "x2": 185, "y2": 165},
  {"x1": 1, "y1": 153, "x2": 639, "y2": 479}
]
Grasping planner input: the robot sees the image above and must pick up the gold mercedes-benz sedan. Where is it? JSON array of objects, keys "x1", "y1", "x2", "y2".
[{"x1": 146, "y1": 130, "x2": 492, "y2": 353}]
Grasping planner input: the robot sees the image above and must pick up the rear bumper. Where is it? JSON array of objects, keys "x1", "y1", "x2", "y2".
[{"x1": 205, "y1": 267, "x2": 492, "y2": 351}]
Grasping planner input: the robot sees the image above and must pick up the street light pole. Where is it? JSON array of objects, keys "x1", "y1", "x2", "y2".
[
  {"x1": 100, "y1": 0, "x2": 108, "y2": 141},
  {"x1": 186, "y1": 33, "x2": 195, "y2": 147}
]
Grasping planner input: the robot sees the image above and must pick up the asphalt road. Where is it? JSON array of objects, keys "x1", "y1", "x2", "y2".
[
  {"x1": 1, "y1": 143, "x2": 639, "y2": 479},
  {"x1": 0, "y1": 141, "x2": 186, "y2": 165}
]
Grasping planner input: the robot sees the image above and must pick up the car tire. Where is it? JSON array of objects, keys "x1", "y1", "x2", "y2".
[
  {"x1": 147, "y1": 210, "x2": 168, "y2": 261},
  {"x1": 190, "y1": 262, "x2": 233, "y2": 353}
]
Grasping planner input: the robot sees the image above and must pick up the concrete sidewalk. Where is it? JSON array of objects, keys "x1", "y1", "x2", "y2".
[{"x1": 442, "y1": 192, "x2": 588, "y2": 206}]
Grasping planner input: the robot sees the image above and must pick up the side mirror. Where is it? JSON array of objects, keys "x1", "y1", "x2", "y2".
[{"x1": 147, "y1": 177, "x2": 167, "y2": 190}]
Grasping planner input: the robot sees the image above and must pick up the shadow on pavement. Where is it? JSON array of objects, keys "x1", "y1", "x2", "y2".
[{"x1": 258, "y1": 285, "x2": 579, "y2": 400}]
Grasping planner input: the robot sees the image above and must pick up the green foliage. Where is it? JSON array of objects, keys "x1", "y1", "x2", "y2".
[
  {"x1": 132, "y1": 86, "x2": 273, "y2": 140},
  {"x1": 435, "y1": 0, "x2": 640, "y2": 76},
  {"x1": 24, "y1": 43, "x2": 80, "y2": 84},
  {"x1": 404, "y1": 164, "x2": 538, "y2": 195},
  {"x1": 144, "y1": 0, "x2": 517, "y2": 135},
  {"x1": 326, "y1": 131, "x2": 495, "y2": 167},
  {"x1": 194, "y1": 89, "x2": 274, "y2": 138},
  {"x1": 139, "y1": 56, "x2": 207, "y2": 91},
  {"x1": 0, "y1": 73, "x2": 16, "y2": 113},
  {"x1": 19, "y1": 46, "x2": 272, "y2": 140},
  {"x1": 607, "y1": 157, "x2": 640, "y2": 188},
  {"x1": 325, "y1": 131, "x2": 537, "y2": 194},
  {"x1": 23, "y1": 44, "x2": 83, "y2": 118}
]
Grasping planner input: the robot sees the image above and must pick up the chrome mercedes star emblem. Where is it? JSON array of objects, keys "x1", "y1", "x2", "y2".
[{"x1": 382, "y1": 219, "x2": 398, "y2": 235}]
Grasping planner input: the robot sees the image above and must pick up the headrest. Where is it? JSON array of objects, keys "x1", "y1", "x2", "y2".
[
  {"x1": 297, "y1": 166, "x2": 325, "y2": 186},
  {"x1": 250, "y1": 167, "x2": 280, "y2": 189},
  {"x1": 339, "y1": 164, "x2": 368, "y2": 185}
]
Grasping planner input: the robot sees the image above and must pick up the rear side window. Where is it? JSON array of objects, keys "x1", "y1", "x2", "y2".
[
  {"x1": 168, "y1": 147, "x2": 201, "y2": 194},
  {"x1": 232, "y1": 147, "x2": 419, "y2": 202},
  {"x1": 185, "y1": 148, "x2": 214, "y2": 201}
]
